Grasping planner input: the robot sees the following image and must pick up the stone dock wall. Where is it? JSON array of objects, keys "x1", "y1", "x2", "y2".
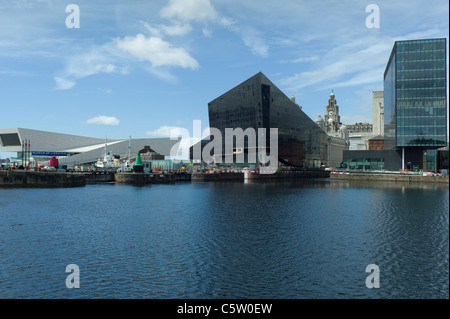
[
  {"x1": 191, "y1": 172, "x2": 244, "y2": 182},
  {"x1": 0, "y1": 171, "x2": 86, "y2": 187},
  {"x1": 330, "y1": 172, "x2": 449, "y2": 184},
  {"x1": 115, "y1": 172, "x2": 178, "y2": 185},
  {"x1": 85, "y1": 172, "x2": 115, "y2": 183},
  {"x1": 246, "y1": 170, "x2": 330, "y2": 180}
]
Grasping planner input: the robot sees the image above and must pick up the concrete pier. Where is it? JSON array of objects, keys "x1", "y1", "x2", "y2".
[
  {"x1": 0, "y1": 170, "x2": 86, "y2": 188},
  {"x1": 114, "y1": 172, "x2": 190, "y2": 185},
  {"x1": 85, "y1": 172, "x2": 115, "y2": 184},
  {"x1": 114, "y1": 173, "x2": 151, "y2": 186},
  {"x1": 190, "y1": 170, "x2": 330, "y2": 182},
  {"x1": 246, "y1": 170, "x2": 330, "y2": 180}
]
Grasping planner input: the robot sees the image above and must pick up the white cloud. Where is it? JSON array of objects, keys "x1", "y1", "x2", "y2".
[
  {"x1": 54, "y1": 76, "x2": 76, "y2": 90},
  {"x1": 146, "y1": 67, "x2": 179, "y2": 83},
  {"x1": 116, "y1": 34, "x2": 199, "y2": 70},
  {"x1": 54, "y1": 29, "x2": 199, "y2": 90},
  {"x1": 242, "y1": 32, "x2": 269, "y2": 58},
  {"x1": 146, "y1": 126, "x2": 187, "y2": 137},
  {"x1": 202, "y1": 28, "x2": 213, "y2": 37},
  {"x1": 95, "y1": 64, "x2": 116, "y2": 73},
  {"x1": 280, "y1": 56, "x2": 320, "y2": 64},
  {"x1": 141, "y1": 21, "x2": 163, "y2": 37},
  {"x1": 160, "y1": 0, "x2": 219, "y2": 23},
  {"x1": 86, "y1": 115, "x2": 120, "y2": 126},
  {"x1": 159, "y1": 23, "x2": 193, "y2": 36},
  {"x1": 157, "y1": 0, "x2": 236, "y2": 39},
  {"x1": 328, "y1": 67, "x2": 385, "y2": 89},
  {"x1": 53, "y1": 44, "x2": 121, "y2": 90},
  {"x1": 278, "y1": 39, "x2": 394, "y2": 91},
  {"x1": 63, "y1": 46, "x2": 120, "y2": 79}
]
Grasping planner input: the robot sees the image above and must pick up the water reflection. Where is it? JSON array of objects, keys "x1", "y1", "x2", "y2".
[
  {"x1": 241, "y1": 178, "x2": 448, "y2": 191},
  {"x1": 0, "y1": 181, "x2": 448, "y2": 299}
]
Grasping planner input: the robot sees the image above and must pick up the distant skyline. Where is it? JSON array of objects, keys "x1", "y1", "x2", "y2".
[{"x1": 1, "y1": 0, "x2": 449, "y2": 158}]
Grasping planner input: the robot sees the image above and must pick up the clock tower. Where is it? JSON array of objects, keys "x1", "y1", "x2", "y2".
[{"x1": 324, "y1": 90, "x2": 341, "y2": 132}]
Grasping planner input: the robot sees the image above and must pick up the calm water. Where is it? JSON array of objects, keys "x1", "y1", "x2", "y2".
[{"x1": 0, "y1": 179, "x2": 448, "y2": 299}]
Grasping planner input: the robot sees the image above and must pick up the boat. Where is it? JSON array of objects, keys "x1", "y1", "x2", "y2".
[
  {"x1": 96, "y1": 141, "x2": 116, "y2": 170},
  {"x1": 116, "y1": 136, "x2": 133, "y2": 173}
]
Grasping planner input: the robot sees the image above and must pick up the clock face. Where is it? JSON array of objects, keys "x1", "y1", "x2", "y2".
[{"x1": 329, "y1": 110, "x2": 334, "y2": 116}]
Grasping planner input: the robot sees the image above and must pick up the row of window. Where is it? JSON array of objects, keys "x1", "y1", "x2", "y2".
[
  {"x1": 396, "y1": 100, "x2": 446, "y2": 106},
  {"x1": 396, "y1": 59, "x2": 446, "y2": 68},
  {"x1": 396, "y1": 54, "x2": 446, "y2": 62},
  {"x1": 397, "y1": 108, "x2": 446, "y2": 117},
  {"x1": 396, "y1": 89, "x2": 446, "y2": 98},
  {"x1": 396, "y1": 77, "x2": 446, "y2": 82},
  {"x1": 397, "y1": 121, "x2": 447, "y2": 128},
  {"x1": 343, "y1": 159, "x2": 384, "y2": 171},
  {"x1": 396, "y1": 97, "x2": 447, "y2": 103},
  {"x1": 396, "y1": 40, "x2": 446, "y2": 53},
  {"x1": 396, "y1": 80, "x2": 446, "y2": 89},
  {"x1": 396, "y1": 70, "x2": 446, "y2": 80},
  {"x1": 396, "y1": 132, "x2": 447, "y2": 137},
  {"x1": 397, "y1": 138, "x2": 447, "y2": 147}
]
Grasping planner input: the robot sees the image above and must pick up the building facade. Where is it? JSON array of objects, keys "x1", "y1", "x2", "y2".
[
  {"x1": 372, "y1": 91, "x2": 384, "y2": 137},
  {"x1": 0, "y1": 128, "x2": 180, "y2": 167},
  {"x1": 316, "y1": 91, "x2": 373, "y2": 151},
  {"x1": 324, "y1": 91, "x2": 342, "y2": 133},
  {"x1": 197, "y1": 72, "x2": 347, "y2": 169},
  {"x1": 384, "y1": 38, "x2": 447, "y2": 170},
  {"x1": 344, "y1": 38, "x2": 448, "y2": 172}
]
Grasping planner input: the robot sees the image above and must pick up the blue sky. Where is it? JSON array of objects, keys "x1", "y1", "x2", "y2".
[{"x1": 0, "y1": 0, "x2": 449, "y2": 158}]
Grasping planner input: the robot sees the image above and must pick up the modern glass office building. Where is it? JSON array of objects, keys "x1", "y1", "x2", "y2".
[
  {"x1": 384, "y1": 38, "x2": 448, "y2": 170},
  {"x1": 193, "y1": 72, "x2": 347, "y2": 168}
]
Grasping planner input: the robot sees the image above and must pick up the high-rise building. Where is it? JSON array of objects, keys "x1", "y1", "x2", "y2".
[
  {"x1": 343, "y1": 38, "x2": 448, "y2": 172},
  {"x1": 384, "y1": 38, "x2": 447, "y2": 170},
  {"x1": 372, "y1": 91, "x2": 384, "y2": 137}
]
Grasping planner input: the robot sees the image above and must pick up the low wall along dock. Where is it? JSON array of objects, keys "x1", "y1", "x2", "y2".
[
  {"x1": 1, "y1": 170, "x2": 332, "y2": 187},
  {"x1": 0, "y1": 170, "x2": 86, "y2": 187},
  {"x1": 114, "y1": 172, "x2": 182, "y2": 185},
  {"x1": 191, "y1": 172, "x2": 244, "y2": 182},
  {"x1": 85, "y1": 172, "x2": 115, "y2": 184},
  {"x1": 330, "y1": 172, "x2": 449, "y2": 184},
  {"x1": 6, "y1": 169, "x2": 444, "y2": 187}
]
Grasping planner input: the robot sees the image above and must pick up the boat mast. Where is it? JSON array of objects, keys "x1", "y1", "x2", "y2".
[{"x1": 128, "y1": 136, "x2": 131, "y2": 160}]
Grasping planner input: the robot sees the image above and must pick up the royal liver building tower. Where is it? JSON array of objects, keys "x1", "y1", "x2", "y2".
[{"x1": 324, "y1": 91, "x2": 342, "y2": 132}]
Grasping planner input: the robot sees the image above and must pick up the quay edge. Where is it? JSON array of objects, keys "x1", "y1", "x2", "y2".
[
  {"x1": 330, "y1": 172, "x2": 449, "y2": 184},
  {"x1": 0, "y1": 170, "x2": 86, "y2": 188}
]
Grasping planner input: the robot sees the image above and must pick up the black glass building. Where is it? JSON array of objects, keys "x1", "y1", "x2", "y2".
[
  {"x1": 384, "y1": 38, "x2": 448, "y2": 170},
  {"x1": 194, "y1": 72, "x2": 343, "y2": 168}
]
